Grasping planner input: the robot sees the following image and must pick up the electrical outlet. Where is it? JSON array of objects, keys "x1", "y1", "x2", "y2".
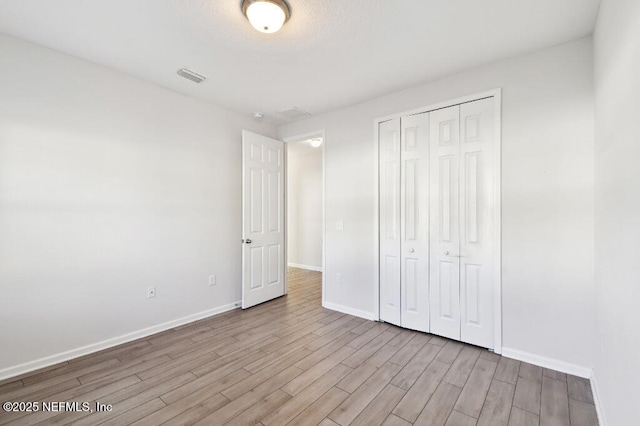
[
  {"x1": 336, "y1": 220, "x2": 344, "y2": 231},
  {"x1": 209, "y1": 275, "x2": 216, "y2": 286},
  {"x1": 336, "y1": 273, "x2": 342, "y2": 284},
  {"x1": 147, "y1": 286, "x2": 156, "y2": 299}
]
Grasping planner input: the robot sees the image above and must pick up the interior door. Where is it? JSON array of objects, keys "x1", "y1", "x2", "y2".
[
  {"x1": 429, "y1": 105, "x2": 462, "y2": 340},
  {"x1": 379, "y1": 118, "x2": 402, "y2": 326},
  {"x1": 242, "y1": 130, "x2": 285, "y2": 309},
  {"x1": 459, "y1": 98, "x2": 495, "y2": 347},
  {"x1": 400, "y1": 112, "x2": 430, "y2": 332}
]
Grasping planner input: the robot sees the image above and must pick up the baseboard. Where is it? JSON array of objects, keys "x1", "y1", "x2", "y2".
[
  {"x1": 0, "y1": 301, "x2": 241, "y2": 382},
  {"x1": 590, "y1": 370, "x2": 608, "y2": 426},
  {"x1": 288, "y1": 262, "x2": 323, "y2": 272},
  {"x1": 501, "y1": 347, "x2": 592, "y2": 378},
  {"x1": 322, "y1": 301, "x2": 375, "y2": 321}
]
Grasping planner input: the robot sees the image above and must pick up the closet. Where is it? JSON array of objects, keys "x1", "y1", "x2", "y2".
[{"x1": 379, "y1": 95, "x2": 498, "y2": 350}]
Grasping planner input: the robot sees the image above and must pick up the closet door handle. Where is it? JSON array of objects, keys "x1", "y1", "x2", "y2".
[
  {"x1": 409, "y1": 248, "x2": 415, "y2": 253},
  {"x1": 444, "y1": 250, "x2": 449, "y2": 256}
]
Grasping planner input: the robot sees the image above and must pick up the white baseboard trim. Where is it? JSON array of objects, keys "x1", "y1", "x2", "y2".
[
  {"x1": 0, "y1": 301, "x2": 241, "y2": 382},
  {"x1": 288, "y1": 262, "x2": 323, "y2": 272},
  {"x1": 590, "y1": 370, "x2": 607, "y2": 426},
  {"x1": 501, "y1": 347, "x2": 592, "y2": 378},
  {"x1": 322, "y1": 301, "x2": 375, "y2": 321}
]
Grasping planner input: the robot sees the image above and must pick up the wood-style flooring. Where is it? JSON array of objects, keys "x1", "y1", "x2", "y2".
[{"x1": 0, "y1": 268, "x2": 598, "y2": 425}]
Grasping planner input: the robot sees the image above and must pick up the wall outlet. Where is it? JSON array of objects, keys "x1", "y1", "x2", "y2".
[
  {"x1": 209, "y1": 275, "x2": 216, "y2": 286},
  {"x1": 336, "y1": 273, "x2": 342, "y2": 284},
  {"x1": 147, "y1": 286, "x2": 156, "y2": 299},
  {"x1": 336, "y1": 220, "x2": 344, "y2": 231}
]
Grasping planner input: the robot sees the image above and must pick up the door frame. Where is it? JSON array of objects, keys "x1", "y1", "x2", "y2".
[
  {"x1": 373, "y1": 89, "x2": 503, "y2": 353},
  {"x1": 282, "y1": 130, "x2": 326, "y2": 305}
]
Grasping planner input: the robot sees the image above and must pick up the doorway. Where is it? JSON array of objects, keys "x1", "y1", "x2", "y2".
[{"x1": 285, "y1": 133, "x2": 325, "y2": 304}]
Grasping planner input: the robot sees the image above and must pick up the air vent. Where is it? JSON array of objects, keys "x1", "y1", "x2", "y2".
[
  {"x1": 276, "y1": 107, "x2": 311, "y2": 120},
  {"x1": 177, "y1": 68, "x2": 206, "y2": 84}
]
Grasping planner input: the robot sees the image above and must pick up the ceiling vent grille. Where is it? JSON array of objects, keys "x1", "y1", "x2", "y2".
[
  {"x1": 177, "y1": 68, "x2": 206, "y2": 84},
  {"x1": 276, "y1": 107, "x2": 311, "y2": 120}
]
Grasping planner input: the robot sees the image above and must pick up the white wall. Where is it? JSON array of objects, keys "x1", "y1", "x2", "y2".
[
  {"x1": 0, "y1": 34, "x2": 276, "y2": 377},
  {"x1": 287, "y1": 141, "x2": 323, "y2": 270},
  {"x1": 593, "y1": 0, "x2": 640, "y2": 424},
  {"x1": 278, "y1": 38, "x2": 595, "y2": 372}
]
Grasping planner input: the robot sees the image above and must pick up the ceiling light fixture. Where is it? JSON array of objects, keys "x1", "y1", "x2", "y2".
[
  {"x1": 241, "y1": 0, "x2": 291, "y2": 34},
  {"x1": 308, "y1": 138, "x2": 322, "y2": 148}
]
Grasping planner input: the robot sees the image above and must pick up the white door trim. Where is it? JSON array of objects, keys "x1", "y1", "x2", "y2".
[
  {"x1": 283, "y1": 130, "x2": 326, "y2": 307},
  {"x1": 374, "y1": 89, "x2": 502, "y2": 353}
]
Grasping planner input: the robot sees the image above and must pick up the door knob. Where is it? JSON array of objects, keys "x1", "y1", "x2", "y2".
[
  {"x1": 244, "y1": 239, "x2": 252, "y2": 244},
  {"x1": 444, "y1": 250, "x2": 449, "y2": 255},
  {"x1": 409, "y1": 248, "x2": 415, "y2": 253}
]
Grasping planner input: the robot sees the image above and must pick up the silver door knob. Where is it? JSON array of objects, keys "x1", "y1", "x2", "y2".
[
  {"x1": 409, "y1": 248, "x2": 415, "y2": 253},
  {"x1": 444, "y1": 250, "x2": 449, "y2": 255},
  {"x1": 244, "y1": 239, "x2": 252, "y2": 244}
]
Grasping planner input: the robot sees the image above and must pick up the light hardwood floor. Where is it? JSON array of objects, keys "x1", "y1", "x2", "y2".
[{"x1": 0, "y1": 268, "x2": 598, "y2": 425}]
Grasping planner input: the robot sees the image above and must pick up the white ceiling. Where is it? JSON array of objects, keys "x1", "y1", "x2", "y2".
[{"x1": 0, "y1": 0, "x2": 600, "y2": 124}]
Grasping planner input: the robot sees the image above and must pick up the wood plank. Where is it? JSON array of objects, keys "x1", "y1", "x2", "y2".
[
  {"x1": 435, "y1": 340, "x2": 465, "y2": 364},
  {"x1": 286, "y1": 387, "x2": 350, "y2": 426},
  {"x1": 388, "y1": 334, "x2": 430, "y2": 366},
  {"x1": 262, "y1": 364, "x2": 351, "y2": 425},
  {"x1": 342, "y1": 331, "x2": 397, "y2": 368},
  {"x1": 350, "y1": 384, "x2": 406, "y2": 426},
  {"x1": 446, "y1": 410, "x2": 478, "y2": 426},
  {"x1": 98, "y1": 398, "x2": 166, "y2": 426},
  {"x1": 443, "y1": 346, "x2": 481, "y2": 387},
  {"x1": 518, "y1": 363, "x2": 543, "y2": 382},
  {"x1": 543, "y1": 368, "x2": 566, "y2": 383},
  {"x1": 494, "y1": 357, "x2": 521, "y2": 385},
  {"x1": 454, "y1": 358, "x2": 498, "y2": 418},
  {"x1": 392, "y1": 360, "x2": 450, "y2": 422},
  {"x1": 229, "y1": 390, "x2": 291, "y2": 425},
  {"x1": 222, "y1": 347, "x2": 312, "y2": 400},
  {"x1": 477, "y1": 379, "x2": 515, "y2": 426},
  {"x1": 158, "y1": 394, "x2": 230, "y2": 426},
  {"x1": 567, "y1": 375, "x2": 594, "y2": 404},
  {"x1": 390, "y1": 343, "x2": 441, "y2": 389},
  {"x1": 513, "y1": 377, "x2": 541, "y2": 415},
  {"x1": 192, "y1": 365, "x2": 303, "y2": 426},
  {"x1": 540, "y1": 376, "x2": 570, "y2": 426},
  {"x1": 281, "y1": 346, "x2": 355, "y2": 396},
  {"x1": 131, "y1": 371, "x2": 247, "y2": 425},
  {"x1": 414, "y1": 382, "x2": 462, "y2": 426},
  {"x1": 508, "y1": 407, "x2": 539, "y2": 426},
  {"x1": 328, "y1": 362, "x2": 402, "y2": 425},
  {"x1": 381, "y1": 414, "x2": 413, "y2": 426},
  {"x1": 568, "y1": 399, "x2": 598, "y2": 426}
]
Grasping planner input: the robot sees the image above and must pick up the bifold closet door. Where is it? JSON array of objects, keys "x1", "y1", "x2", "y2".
[
  {"x1": 399, "y1": 112, "x2": 429, "y2": 332},
  {"x1": 379, "y1": 114, "x2": 429, "y2": 332},
  {"x1": 459, "y1": 98, "x2": 495, "y2": 348},
  {"x1": 429, "y1": 105, "x2": 461, "y2": 340},
  {"x1": 429, "y1": 98, "x2": 495, "y2": 348},
  {"x1": 379, "y1": 118, "x2": 401, "y2": 327}
]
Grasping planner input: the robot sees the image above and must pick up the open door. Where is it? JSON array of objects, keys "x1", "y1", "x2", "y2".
[{"x1": 242, "y1": 130, "x2": 286, "y2": 309}]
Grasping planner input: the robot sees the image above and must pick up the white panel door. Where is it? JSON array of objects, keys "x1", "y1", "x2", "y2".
[
  {"x1": 459, "y1": 98, "x2": 495, "y2": 348},
  {"x1": 242, "y1": 130, "x2": 285, "y2": 309},
  {"x1": 429, "y1": 105, "x2": 461, "y2": 340},
  {"x1": 379, "y1": 118, "x2": 402, "y2": 326},
  {"x1": 400, "y1": 113, "x2": 430, "y2": 332}
]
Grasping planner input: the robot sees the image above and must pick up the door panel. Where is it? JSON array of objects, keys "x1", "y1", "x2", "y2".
[
  {"x1": 379, "y1": 119, "x2": 401, "y2": 326},
  {"x1": 242, "y1": 130, "x2": 285, "y2": 309},
  {"x1": 429, "y1": 105, "x2": 461, "y2": 340},
  {"x1": 400, "y1": 113, "x2": 430, "y2": 332},
  {"x1": 459, "y1": 98, "x2": 495, "y2": 348}
]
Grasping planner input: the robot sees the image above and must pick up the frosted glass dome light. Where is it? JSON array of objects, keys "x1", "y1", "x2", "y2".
[{"x1": 242, "y1": 0, "x2": 291, "y2": 34}]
